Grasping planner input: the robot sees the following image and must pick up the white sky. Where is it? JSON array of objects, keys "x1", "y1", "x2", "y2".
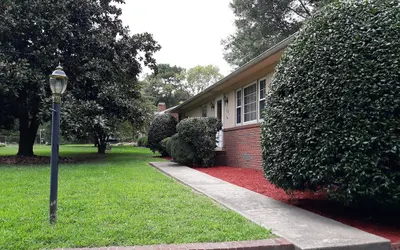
[{"x1": 119, "y1": 0, "x2": 236, "y2": 77}]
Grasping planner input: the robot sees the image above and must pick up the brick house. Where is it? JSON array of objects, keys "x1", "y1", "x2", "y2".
[{"x1": 168, "y1": 36, "x2": 294, "y2": 170}]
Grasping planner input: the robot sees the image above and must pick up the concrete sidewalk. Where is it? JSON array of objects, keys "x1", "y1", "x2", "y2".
[{"x1": 150, "y1": 162, "x2": 391, "y2": 250}]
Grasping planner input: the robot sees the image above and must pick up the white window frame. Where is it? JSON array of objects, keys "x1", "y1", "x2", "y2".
[
  {"x1": 235, "y1": 76, "x2": 271, "y2": 127},
  {"x1": 258, "y1": 78, "x2": 267, "y2": 122},
  {"x1": 242, "y1": 81, "x2": 258, "y2": 125}
]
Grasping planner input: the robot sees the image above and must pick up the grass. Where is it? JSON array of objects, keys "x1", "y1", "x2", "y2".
[{"x1": 0, "y1": 145, "x2": 272, "y2": 249}]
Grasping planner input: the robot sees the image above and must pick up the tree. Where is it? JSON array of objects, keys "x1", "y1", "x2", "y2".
[
  {"x1": 60, "y1": 37, "x2": 160, "y2": 154},
  {"x1": 143, "y1": 64, "x2": 190, "y2": 108},
  {"x1": 222, "y1": 0, "x2": 326, "y2": 68},
  {"x1": 0, "y1": 0, "x2": 160, "y2": 155},
  {"x1": 261, "y1": 0, "x2": 400, "y2": 206},
  {"x1": 62, "y1": 92, "x2": 157, "y2": 154},
  {"x1": 130, "y1": 93, "x2": 156, "y2": 139},
  {"x1": 186, "y1": 65, "x2": 224, "y2": 95}
]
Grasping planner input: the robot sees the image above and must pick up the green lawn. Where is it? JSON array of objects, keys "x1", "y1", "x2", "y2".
[{"x1": 0, "y1": 145, "x2": 272, "y2": 249}]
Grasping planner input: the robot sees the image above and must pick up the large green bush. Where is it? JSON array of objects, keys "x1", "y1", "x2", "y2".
[
  {"x1": 169, "y1": 133, "x2": 195, "y2": 165},
  {"x1": 170, "y1": 117, "x2": 222, "y2": 166},
  {"x1": 148, "y1": 114, "x2": 177, "y2": 156},
  {"x1": 261, "y1": 0, "x2": 400, "y2": 206}
]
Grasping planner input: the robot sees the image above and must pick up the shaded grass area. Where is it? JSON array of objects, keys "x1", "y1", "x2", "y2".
[
  {"x1": 0, "y1": 144, "x2": 98, "y2": 157},
  {"x1": 0, "y1": 145, "x2": 272, "y2": 249}
]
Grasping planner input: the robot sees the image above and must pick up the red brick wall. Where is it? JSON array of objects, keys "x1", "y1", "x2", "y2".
[{"x1": 223, "y1": 123, "x2": 262, "y2": 170}]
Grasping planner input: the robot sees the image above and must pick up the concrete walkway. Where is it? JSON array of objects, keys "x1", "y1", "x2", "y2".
[{"x1": 150, "y1": 162, "x2": 391, "y2": 250}]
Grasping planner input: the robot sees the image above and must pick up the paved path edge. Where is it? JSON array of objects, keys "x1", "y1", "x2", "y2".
[
  {"x1": 149, "y1": 162, "x2": 392, "y2": 250},
  {"x1": 54, "y1": 238, "x2": 294, "y2": 250}
]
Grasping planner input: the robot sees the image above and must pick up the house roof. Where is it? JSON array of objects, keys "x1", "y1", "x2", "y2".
[{"x1": 169, "y1": 34, "x2": 296, "y2": 113}]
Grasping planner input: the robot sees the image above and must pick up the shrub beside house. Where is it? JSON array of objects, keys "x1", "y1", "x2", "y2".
[
  {"x1": 261, "y1": 0, "x2": 400, "y2": 206},
  {"x1": 168, "y1": 117, "x2": 222, "y2": 167}
]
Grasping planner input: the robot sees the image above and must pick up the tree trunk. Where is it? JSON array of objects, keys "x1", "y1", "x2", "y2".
[
  {"x1": 97, "y1": 143, "x2": 106, "y2": 154},
  {"x1": 17, "y1": 136, "x2": 35, "y2": 156},
  {"x1": 17, "y1": 112, "x2": 39, "y2": 156}
]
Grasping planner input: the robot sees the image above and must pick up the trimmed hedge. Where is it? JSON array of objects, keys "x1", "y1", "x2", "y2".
[
  {"x1": 170, "y1": 117, "x2": 222, "y2": 166},
  {"x1": 160, "y1": 137, "x2": 170, "y2": 156},
  {"x1": 261, "y1": 0, "x2": 400, "y2": 206},
  {"x1": 166, "y1": 136, "x2": 173, "y2": 156},
  {"x1": 148, "y1": 114, "x2": 177, "y2": 156},
  {"x1": 169, "y1": 133, "x2": 195, "y2": 165}
]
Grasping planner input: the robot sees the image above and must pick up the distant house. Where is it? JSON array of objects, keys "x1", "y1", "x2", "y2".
[{"x1": 167, "y1": 36, "x2": 294, "y2": 170}]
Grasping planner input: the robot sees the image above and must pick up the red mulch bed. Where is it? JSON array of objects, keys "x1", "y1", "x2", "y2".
[{"x1": 194, "y1": 166, "x2": 400, "y2": 243}]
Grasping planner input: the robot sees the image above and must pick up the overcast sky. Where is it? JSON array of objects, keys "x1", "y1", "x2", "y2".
[{"x1": 119, "y1": 0, "x2": 236, "y2": 76}]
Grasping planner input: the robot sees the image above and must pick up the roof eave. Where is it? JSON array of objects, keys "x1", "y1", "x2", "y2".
[{"x1": 169, "y1": 34, "x2": 296, "y2": 113}]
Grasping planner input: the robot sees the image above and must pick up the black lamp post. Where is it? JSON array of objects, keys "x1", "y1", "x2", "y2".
[{"x1": 49, "y1": 65, "x2": 68, "y2": 224}]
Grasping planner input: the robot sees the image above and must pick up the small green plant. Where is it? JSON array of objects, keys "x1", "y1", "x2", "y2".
[
  {"x1": 137, "y1": 136, "x2": 148, "y2": 147},
  {"x1": 160, "y1": 137, "x2": 171, "y2": 156}
]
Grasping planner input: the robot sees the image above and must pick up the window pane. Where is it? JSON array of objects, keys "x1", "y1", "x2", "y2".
[
  {"x1": 250, "y1": 111, "x2": 256, "y2": 121},
  {"x1": 259, "y1": 100, "x2": 265, "y2": 118},
  {"x1": 244, "y1": 83, "x2": 257, "y2": 122},
  {"x1": 217, "y1": 100, "x2": 222, "y2": 121},
  {"x1": 236, "y1": 107, "x2": 241, "y2": 124},
  {"x1": 236, "y1": 90, "x2": 241, "y2": 107},
  {"x1": 260, "y1": 79, "x2": 266, "y2": 100}
]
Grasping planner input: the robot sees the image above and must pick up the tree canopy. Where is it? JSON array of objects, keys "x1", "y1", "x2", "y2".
[
  {"x1": 0, "y1": 0, "x2": 160, "y2": 155},
  {"x1": 222, "y1": 0, "x2": 326, "y2": 67},
  {"x1": 186, "y1": 65, "x2": 223, "y2": 95},
  {"x1": 142, "y1": 64, "x2": 190, "y2": 108},
  {"x1": 142, "y1": 64, "x2": 224, "y2": 108}
]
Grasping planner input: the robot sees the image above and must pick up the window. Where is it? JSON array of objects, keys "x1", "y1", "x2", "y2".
[
  {"x1": 236, "y1": 90, "x2": 241, "y2": 124},
  {"x1": 235, "y1": 76, "x2": 270, "y2": 125},
  {"x1": 217, "y1": 100, "x2": 222, "y2": 121},
  {"x1": 259, "y1": 79, "x2": 266, "y2": 119},
  {"x1": 243, "y1": 83, "x2": 257, "y2": 122},
  {"x1": 201, "y1": 105, "x2": 207, "y2": 117}
]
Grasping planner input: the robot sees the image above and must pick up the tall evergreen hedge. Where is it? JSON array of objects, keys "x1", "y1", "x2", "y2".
[
  {"x1": 148, "y1": 114, "x2": 177, "y2": 156},
  {"x1": 261, "y1": 0, "x2": 400, "y2": 206}
]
